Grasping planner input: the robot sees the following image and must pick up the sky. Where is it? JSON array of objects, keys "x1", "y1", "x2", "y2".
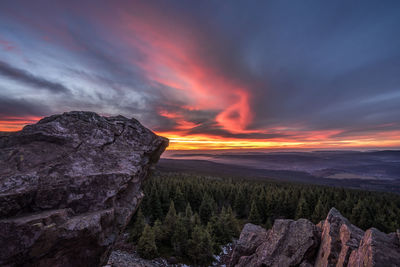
[{"x1": 0, "y1": 0, "x2": 400, "y2": 150}]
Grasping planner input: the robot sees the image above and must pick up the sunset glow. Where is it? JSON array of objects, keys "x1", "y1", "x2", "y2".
[
  {"x1": 0, "y1": 116, "x2": 42, "y2": 131},
  {"x1": 154, "y1": 131, "x2": 400, "y2": 150},
  {"x1": 2, "y1": 118, "x2": 400, "y2": 150}
]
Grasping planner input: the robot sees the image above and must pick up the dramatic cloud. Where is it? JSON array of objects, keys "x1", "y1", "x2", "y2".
[
  {"x1": 0, "y1": 60, "x2": 70, "y2": 94},
  {"x1": 0, "y1": 0, "x2": 399, "y2": 149},
  {"x1": 0, "y1": 96, "x2": 49, "y2": 117}
]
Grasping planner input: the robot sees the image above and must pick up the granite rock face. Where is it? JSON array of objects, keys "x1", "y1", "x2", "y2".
[
  {"x1": 229, "y1": 223, "x2": 269, "y2": 266},
  {"x1": 315, "y1": 207, "x2": 364, "y2": 266},
  {"x1": 230, "y1": 208, "x2": 400, "y2": 267},
  {"x1": 232, "y1": 219, "x2": 320, "y2": 267},
  {"x1": 0, "y1": 111, "x2": 168, "y2": 267},
  {"x1": 348, "y1": 228, "x2": 400, "y2": 267}
]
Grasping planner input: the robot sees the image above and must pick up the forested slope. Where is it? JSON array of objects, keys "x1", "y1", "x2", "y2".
[{"x1": 127, "y1": 171, "x2": 400, "y2": 265}]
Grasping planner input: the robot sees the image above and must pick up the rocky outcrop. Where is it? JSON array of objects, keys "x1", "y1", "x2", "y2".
[
  {"x1": 230, "y1": 208, "x2": 400, "y2": 267},
  {"x1": 231, "y1": 219, "x2": 320, "y2": 267},
  {"x1": 0, "y1": 111, "x2": 168, "y2": 267},
  {"x1": 315, "y1": 207, "x2": 364, "y2": 266}
]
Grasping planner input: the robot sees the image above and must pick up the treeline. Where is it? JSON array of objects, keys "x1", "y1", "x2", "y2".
[{"x1": 127, "y1": 171, "x2": 400, "y2": 265}]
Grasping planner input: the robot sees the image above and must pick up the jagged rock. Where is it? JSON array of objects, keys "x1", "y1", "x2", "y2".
[
  {"x1": 0, "y1": 111, "x2": 168, "y2": 267},
  {"x1": 315, "y1": 207, "x2": 364, "y2": 267},
  {"x1": 348, "y1": 228, "x2": 400, "y2": 267},
  {"x1": 231, "y1": 207, "x2": 400, "y2": 267},
  {"x1": 235, "y1": 219, "x2": 320, "y2": 267},
  {"x1": 229, "y1": 223, "x2": 268, "y2": 266}
]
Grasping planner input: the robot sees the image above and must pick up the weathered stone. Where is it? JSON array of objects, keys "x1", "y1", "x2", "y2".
[
  {"x1": 0, "y1": 111, "x2": 168, "y2": 267},
  {"x1": 315, "y1": 207, "x2": 364, "y2": 267},
  {"x1": 348, "y1": 228, "x2": 400, "y2": 267},
  {"x1": 236, "y1": 219, "x2": 320, "y2": 267},
  {"x1": 229, "y1": 223, "x2": 268, "y2": 266}
]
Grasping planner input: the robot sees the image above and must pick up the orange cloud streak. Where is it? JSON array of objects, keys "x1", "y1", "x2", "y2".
[
  {"x1": 159, "y1": 110, "x2": 200, "y2": 130},
  {"x1": 117, "y1": 9, "x2": 255, "y2": 134},
  {"x1": 0, "y1": 116, "x2": 42, "y2": 131}
]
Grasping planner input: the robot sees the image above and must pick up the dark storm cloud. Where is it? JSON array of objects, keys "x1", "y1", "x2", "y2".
[
  {"x1": 0, "y1": 96, "x2": 50, "y2": 118},
  {"x1": 0, "y1": 60, "x2": 70, "y2": 94},
  {"x1": 243, "y1": 1, "x2": 400, "y2": 132}
]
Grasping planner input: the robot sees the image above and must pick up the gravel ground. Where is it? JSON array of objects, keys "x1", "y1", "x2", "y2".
[
  {"x1": 106, "y1": 250, "x2": 170, "y2": 267},
  {"x1": 104, "y1": 233, "x2": 236, "y2": 267}
]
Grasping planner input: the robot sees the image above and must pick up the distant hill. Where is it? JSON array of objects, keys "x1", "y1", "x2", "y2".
[{"x1": 157, "y1": 156, "x2": 400, "y2": 193}]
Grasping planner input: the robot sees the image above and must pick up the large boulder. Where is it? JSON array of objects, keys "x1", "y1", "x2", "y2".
[
  {"x1": 0, "y1": 111, "x2": 168, "y2": 267},
  {"x1": 348, "y1": 228, "x2": 400, "y2": 267},
  {"x1": 235, "y1": 219, "x2": 320, "y2": 267},
  {"x1": 315, "y1": 208, "x2": 364, "y2": 267}
]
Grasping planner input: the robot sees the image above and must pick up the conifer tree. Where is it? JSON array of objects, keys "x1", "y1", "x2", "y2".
[
  {"x1": 188, "y1": 226, "x2": 214, "y2": 266},
  {"x1": 128, "y1": 208, "x2": 145, "y2": 243},
  {"x1": 225, "y1": 206, "x2": 240, "y2": 238},
  {"x1": 234, "y1": 189, "x2": 247, "y2": 218},
  {"x1": 295, "y1": 196, "x2": 310, "y2": 220},
  {"x1": 312, "y1": 199, "x2": 326, "y2": 223},
  {"x1": 152, "y1": 219, "x2": 163, "y2": 245},
  {"x1": 149, "y1": 188, "x2": 163, "y2": 223},
  {"x1": 160, "y1": 186, "x2": 170, "y2": 214},
  {"x1": 256, "y1": 192, "x2": 267, "y2": 222},
  {"x1": 199, "y1": 194, "x2": 214, "y2": 224},
  {"x1": 184, "y1": 203, "x2": 194, "y2": 234},
  {"x1": 174, "y1": 186, "x2": 186, "y2": 213},
  {"x1": 171, "y1": 213, "x2": 189, "y2": 256},
  {"x1": 207, "y1": 214, "x2": 223, "y2": 250},
  {"x1": 249, "y1": 200, "x2": 262, "y2": 225},
  {"x1": 351, "y1": 199, "x2": 363, "y2": 226},
  {"x1": 352, "y1": 200, "x2": 373, "y2": 229},
  {"x1": 162, "y1": 201, "x2": 177, "y2": 242},
  {"x1": 137, "y1": 224, "x2": 158, "y2": 259},
  {"x1": 192, "y1": 212, "x2": 202, "y2": 226},
  {"x1": 185, "y1": 202, "x2": 193, "y2": 218}
]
